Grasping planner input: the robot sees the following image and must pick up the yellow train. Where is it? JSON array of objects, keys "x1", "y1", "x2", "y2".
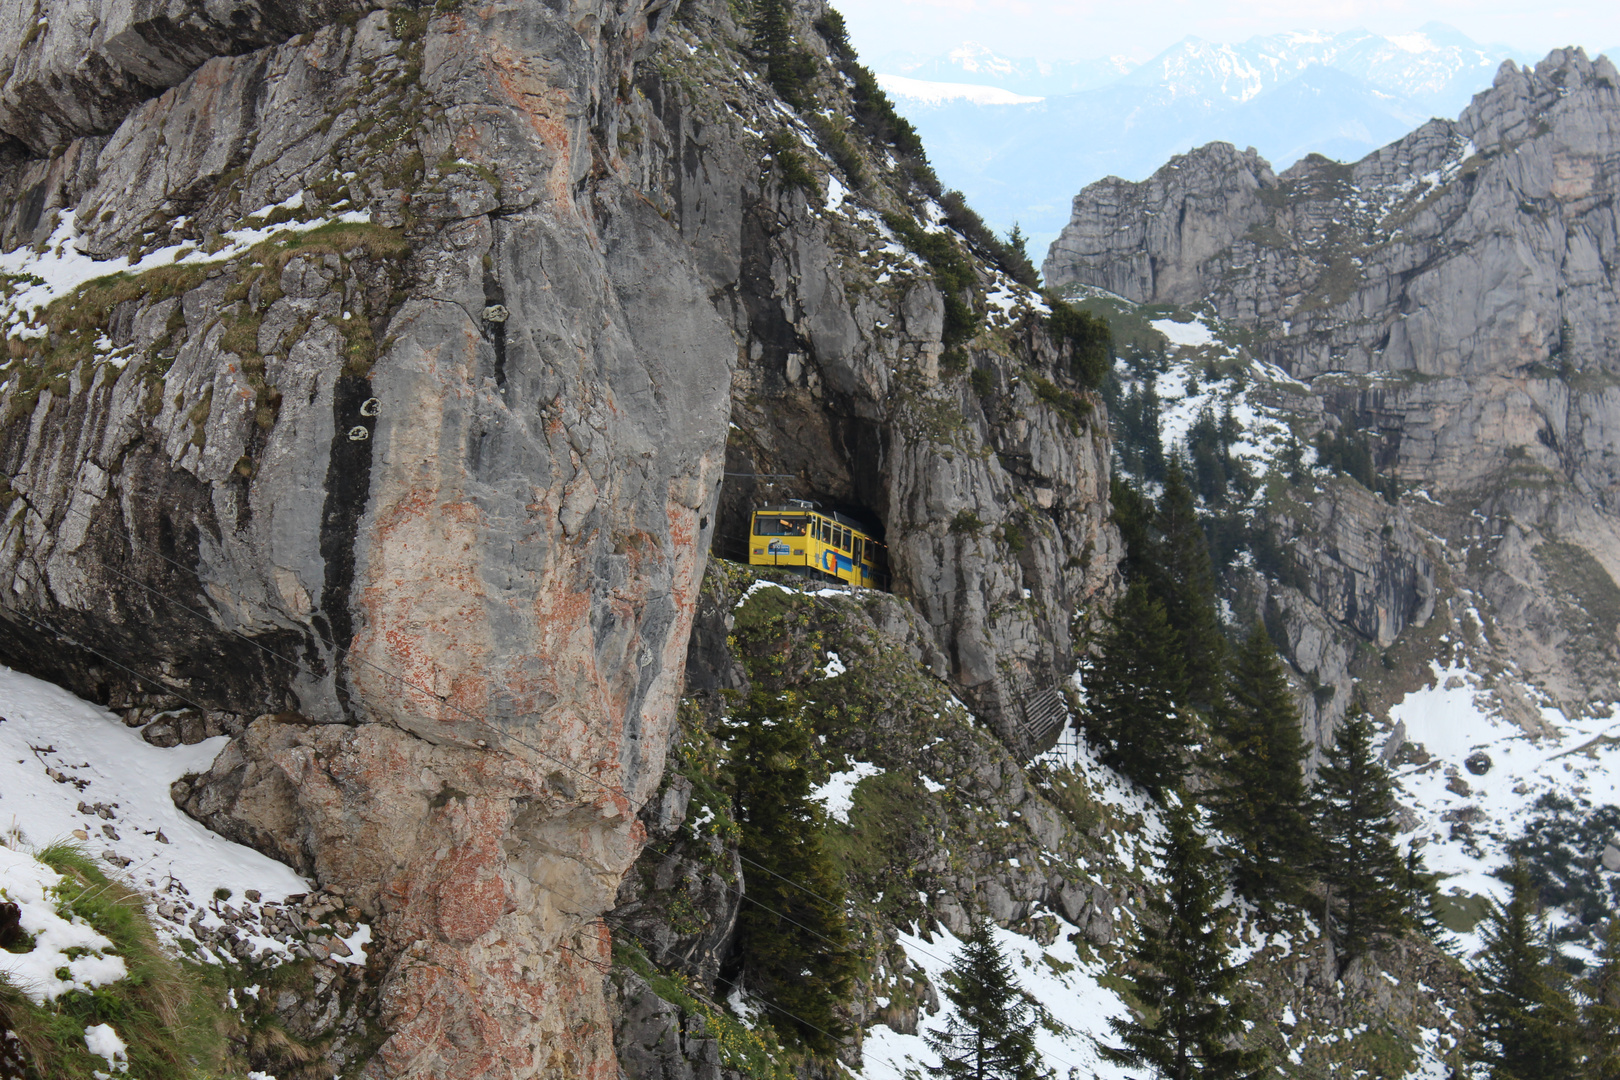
[{"x1": 748, "y1": 501, "x2": 885, "y2": 588}]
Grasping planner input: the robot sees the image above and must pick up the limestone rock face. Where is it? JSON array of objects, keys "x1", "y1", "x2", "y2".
[
  {"x1": 646, "y1": 16, "x2": 1116, "y2": 746},
  {"x1": 0, "y1": 4, "x2": 730, "y2": 1078},
  {"x1": 0, "y1": 0, "x2": 1116, "y2": 1075},
  {"x1": 0, "y1": 0, "x2": 392, "y2": 154},
  {"x1": 1048, "y1": 47, "x2": 1620, "y2": 714}
]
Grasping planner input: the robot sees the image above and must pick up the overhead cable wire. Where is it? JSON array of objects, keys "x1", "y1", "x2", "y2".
[{"x1": 4, "y1": 472, "x2": 1098, "y2": 1075}]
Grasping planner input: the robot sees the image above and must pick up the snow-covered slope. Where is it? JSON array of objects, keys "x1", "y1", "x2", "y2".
[
  {"x1": 1081, "y1": 295, "x2": 1620, "y2": 965},
  {"x1": 1120, "y1": 23, "x2": 1512, "y2": 110},
  {"x1": 0, "y1": 666, "x2": 307, "y2": 909},
  {"x1": 874, "y1": 75, "x2": 1042, "y2": 107},
  {"x1": 0, "y1": 664, "x2": 373, "y2": 972},
  {"x1": 1389, "y1": 660, "x2": 1620, "y2": 958}
]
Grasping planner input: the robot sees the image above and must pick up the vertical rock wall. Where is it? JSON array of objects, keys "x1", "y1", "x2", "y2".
[
  {"x1": 0, "y1": 0, "x2": 1120, "y2": 1075},
  {"x1": 1, "y1": 4, "x2": 730, "y2": 1077}
]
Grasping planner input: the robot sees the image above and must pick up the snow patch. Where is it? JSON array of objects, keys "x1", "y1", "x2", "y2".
[
  {"x1": 875, "y1": 74, "x2": 1044, "y2": 107},
  {"x1": 2, "y1": 207, "x2": 373, "y2": 339},
  {"x1": 83, "y1": 1023, "x2": 129, "y2": 1074},
  {"x1": 1150, "y1": 316, "x2": 1215, "y2": 347},
  {"x1": 810, "y1": 762, "x2": 883, "y2": 825},
  {"x1": 1384, "y1": 658, "x2": 1620, "y2": 955},
  {"x1": 825, "y1": 175, "x2": 848, "y2": 212},
  {"x1": 0, "y1": 666, "x2": 308, "y2": 909},
  {"x1": 857, "y1": 919, "x2": 1136, "y2": 1079},
  {"x1": 0, "y1": 844, "x2": 128, "y2": 1003}
]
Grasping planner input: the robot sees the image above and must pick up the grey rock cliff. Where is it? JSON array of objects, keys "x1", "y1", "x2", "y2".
[
  {"x1": 1048, "y1": 47, "x2": 1620, "y2": 721},
  {"x1": 1, "y1": 4, "x2": 728, "y2": 1077},
  {"x1": 0, "y1": 0, "x2": 1117, "y2": 1075},
  {"x1": 0, "y1": 0, "x2": 395, "y2": 154}
]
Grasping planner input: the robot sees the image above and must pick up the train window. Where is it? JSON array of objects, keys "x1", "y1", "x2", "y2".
[
  {"x1": 819, "y1": 519, "x2": 832, "y2": 543},
  {"x1": 755, "y1": 514, "x2": 806, "y2": 536},
  {"x1": 840, "y1": 527, "x2": 851, "y2": 551}
]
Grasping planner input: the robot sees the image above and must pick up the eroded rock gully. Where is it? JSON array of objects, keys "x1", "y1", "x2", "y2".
[
  {"x1": 1049, "y1": 47, "x2": 1620, "y2": 721},
  {"x1": 0, "y1": 0, "x2": 1115, "y2": 1076}
]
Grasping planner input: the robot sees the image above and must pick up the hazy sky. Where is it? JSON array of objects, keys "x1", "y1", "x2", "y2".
[{"x1": 837, "y1": 0, "x2": 1620, "y2": 65}]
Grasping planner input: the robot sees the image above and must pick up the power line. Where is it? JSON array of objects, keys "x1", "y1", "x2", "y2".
[
  {"x1": 2, "y1": 470, "x2": 1092, "y2": 1074},
  {"x1": 604, "y1": 912, "x2": 935, "y2": 1080},
  {"x1": 4, "y1": 479, "x2": 903, "y2": 963},
  {"x1": 8, "y1": 607, "x2": 222, "y2": 723}
]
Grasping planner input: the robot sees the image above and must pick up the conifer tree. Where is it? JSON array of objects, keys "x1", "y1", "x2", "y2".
[
  {"x1": 724, "y1": 690, "x2": 855, "y2": 1055},
  {"x1": 1582, "y1": 917, "x2": 1620, "y2": 1080},
  {"x1": 1402, "y1": 845, "x2": 1451, "y2": 945},
  {"x1": 1002, "y1": 223, "x2": 1040, "y2": 288},
  {"x1": 1209, "y1": 623, "x2": 1313, "y2": 918},
  {"x1": 1310, "y1": 706, "x2": 1410, "y2": 970},
  {"x1": 1108, "y1": 475, "x2": 1154, "y2": 585},
  {"x1": 1079, "y1": 579, "x2": 1192, "y2": 797},
  {"x1": 926, "y1": 920, "x2": 1046, "y2": 1080},
  {"x1": 1100, "y1": 808, "x2": 1267, "y2": 1080},
  {"x1": 1468, "y1": 862, "x2": 1582, "y2": 1079},
  {"x1": 751, "y1": 0, "x2": 815, "y2": 107},
  {"x1": 1151, "y1": 457, "x2": 1226, "y2": 711}
]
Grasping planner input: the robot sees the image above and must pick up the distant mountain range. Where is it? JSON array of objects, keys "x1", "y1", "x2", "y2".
[
  {"x1": 871, "y1": 24, "x2": 1563, "y2": 257},
  {"x1": 869, "y1": 42, "x2": 1138, "y2": 97}
]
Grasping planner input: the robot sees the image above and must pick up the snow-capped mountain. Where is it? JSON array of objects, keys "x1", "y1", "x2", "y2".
[
  {"x1": 1119, "y1": 23, "x2": 1512, "y2": 110},
  {"x1": 873, "y1": 74, "x2": 1044, "y2": 107},
  {"x1": 874, "y1": 24, "x2": 1541, "y2": 258},
  {"x1": 868, "y1": 41, "x2": 1138, "y2": 97}
]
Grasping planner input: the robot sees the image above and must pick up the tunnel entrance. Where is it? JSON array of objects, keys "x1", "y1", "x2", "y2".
[
  {"x1": 715, "y1": 478, "x2": 890, "y2": 591},
  {"x1": 714, "y1": 408, "x2": 889, "y2": 588}
]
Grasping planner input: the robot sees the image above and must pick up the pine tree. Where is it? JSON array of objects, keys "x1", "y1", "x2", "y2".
[
  {"x1": 1079, "y1": 579, "x2": 1192, "y2": 797},
  {"x1": 1402, "y1": 845, "x2": 1451, "y2": 945},
  {"x1": 1209, "y1": 623, "x2": 1313, "y2": 918},
  {"x1": 724, "y1": 689, "x2": 856, "y2": 1055},
  {"x1": 751, "y1": 0, "x2": 815, "y2": 107},
  {"x1": 1581, "y1": 917, "x2": 1620, "y2": 1080},
  {"x1": 1100, "y1": 808, "x2": 1267, "y2": 1080},
  {"x1": 1151, "y1": 457, "x2": 1226, "y2": 712},
  {"x1": 1002, "y1": 223, "x2": 1040, "y2": 288},
  {"x1": 1468, "y1": 861, "x2": 1582, "y2": 1079},
  {"x1": 1311, "y1": 706, "x2": 1410, "y2": 971},
  {"x1": 926, "y1": 920, "x2": 1047, "y2": 1080},
  {"x1": 1108, "y1": 475, "x2": 1154, "y2": 585}
]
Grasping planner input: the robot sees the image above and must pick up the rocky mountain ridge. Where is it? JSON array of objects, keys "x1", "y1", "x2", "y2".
[
  {"x1": 4, "y1": 2, "x2": 1607, "y2": 1079},
  {"x1": 1047, "y1": 46, "x2": 1620, "y2": 732}
]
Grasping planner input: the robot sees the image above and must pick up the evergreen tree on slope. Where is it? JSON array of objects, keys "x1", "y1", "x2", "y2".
[
  {"x1": 1582, "y1": 917, "x2": 1620, "y2": 1080},
  {"x1": 926, "y1": 920, "x2": 1046, "y2": 1080},
  {"x1": 1108, "y1": 474, "x2": 1154, "y2": 585},
  {"x1": 1100, "y1": 808, "x2": 1267, "y2": 1080},
  {"x1": 1209, "y1": 623, "x2": 1313, "y2": 918},
  {"x1": 1468, "y1": 861, "x2": 1581, "y2": 1079},
  {"x1": 1151, "y1": 457, "x2": 1227, "y2": 712},
  {"x1": 751, "y1": 0, "x2": 815, "y2": 106},
  {"x1": 724, "y1": 690, "x2": 855, "y2": 1055},
  {"x1": 1079, "y1": 579, "x2": 1192, "y2": 797},
  {"x1": 1310, "y1": 706, "x2": 1410, "y2": 972}
]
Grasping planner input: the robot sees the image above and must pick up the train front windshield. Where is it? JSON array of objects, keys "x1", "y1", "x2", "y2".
[{"x1": 753, "y1": 513, "x2": 807, "y2": 536}]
